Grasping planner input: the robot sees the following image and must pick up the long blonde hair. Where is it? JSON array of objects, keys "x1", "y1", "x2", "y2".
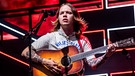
[{"x1": 52, "y1": 3, "x2": 88, "y2": 39}]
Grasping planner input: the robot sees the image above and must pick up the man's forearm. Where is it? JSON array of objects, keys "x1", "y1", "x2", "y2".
[
  {"x1": 87, "y1": 54, "x2": 107, "y2": 69},
  {"x1": 25, "y1": 50, "x2": 44, "y2": 63}
]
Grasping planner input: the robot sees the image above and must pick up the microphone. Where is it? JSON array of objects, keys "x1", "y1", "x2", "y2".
[
  {"x1": 122, "y1": 49, "x2": 131, "y2": 59},
  {"x1": 41, "y1": 10, "x2": 56, "y2": 17}
]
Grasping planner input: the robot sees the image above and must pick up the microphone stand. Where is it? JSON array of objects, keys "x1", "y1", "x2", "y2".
[
  {"x1": 32, "y1": 11, "x2": 48, "y2": 35},
  {"x1": 126, "y1": 53, "x2": 135, "y2": 76},
  {"x1": 122, "y1": 49, "x2": 135, "y2": 76},
  {"x1": 24, "y1": 9, "x2": 48, "y2": 76}
]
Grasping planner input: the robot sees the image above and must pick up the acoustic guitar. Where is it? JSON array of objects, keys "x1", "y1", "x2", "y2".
[{"x1": 33, "y1": 37, "x2": 135, "y2": 76}]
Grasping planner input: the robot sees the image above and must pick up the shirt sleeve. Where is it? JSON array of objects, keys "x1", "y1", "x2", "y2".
[
  {"x1": 81, "y1": 36, "x2": 95, "y2": 60},
  {"x1": 31, "y1": 33, "x2": 52, "y2": 51}
]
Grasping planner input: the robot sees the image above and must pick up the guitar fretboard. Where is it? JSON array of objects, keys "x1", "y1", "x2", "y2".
[
  {"x1": 70, "y1": 37, "x2": 135, "y2": 62},
  {"x1": 70, "y1": 46, "x2": 108, "y2": 62}
]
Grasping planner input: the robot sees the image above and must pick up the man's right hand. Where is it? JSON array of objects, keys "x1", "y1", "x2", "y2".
[{"x1": 42, "y1": 58, "x2": 63, "y2": 74}]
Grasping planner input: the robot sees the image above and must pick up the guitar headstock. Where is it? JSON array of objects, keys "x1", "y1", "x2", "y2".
[{"x1": 114, "y1": 37, "x2": 135, "y2": 48}]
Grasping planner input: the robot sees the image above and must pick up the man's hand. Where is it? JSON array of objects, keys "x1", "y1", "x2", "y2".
[
  {"x1": 105, "y1": 44, "x2": 116, "y2": 58},
  {"x1": 42, "y1": 58, "x2": 63, "y2": 74}
]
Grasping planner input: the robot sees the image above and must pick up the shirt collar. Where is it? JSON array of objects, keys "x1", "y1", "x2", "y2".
[{"x1": 58, "y1": 27, "x2": 76, "y2": 38}]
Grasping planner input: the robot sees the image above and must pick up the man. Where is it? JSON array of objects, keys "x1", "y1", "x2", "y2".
[{"x1": 21, "y1": 3, "x2": 116, "y2": 76}]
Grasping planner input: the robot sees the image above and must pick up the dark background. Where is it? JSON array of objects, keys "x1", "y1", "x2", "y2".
[{"x1": 0, "y1": 0, "x2": 135, "y2": 76}]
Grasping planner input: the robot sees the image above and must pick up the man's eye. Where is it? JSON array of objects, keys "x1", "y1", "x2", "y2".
[
  {"x1": 67, "y1": 11, "x2": 72, "y2": 14},
  {"x1": 60, "y1": 12, "x2": 64, "y2": 15}
]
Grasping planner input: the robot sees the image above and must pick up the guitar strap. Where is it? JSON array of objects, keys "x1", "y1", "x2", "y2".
[
  {"x1": 77, "y1": 39, "x2": 85, "y2": 76},
  {"x1": 78, "y1": 39, "x2": 84, "y2": 53}
]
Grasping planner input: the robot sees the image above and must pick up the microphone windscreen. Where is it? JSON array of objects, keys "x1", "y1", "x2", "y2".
[{"x1": 47, "y1": 10, "x2": 56, "y2": 16}]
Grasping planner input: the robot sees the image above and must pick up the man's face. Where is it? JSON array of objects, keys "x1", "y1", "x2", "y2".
[{"x1": 58, "y1": 5, "x2": 74, "y2": 27}]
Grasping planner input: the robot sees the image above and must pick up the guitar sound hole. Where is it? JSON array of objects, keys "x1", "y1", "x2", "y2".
[{"x1": 61, "y1": 55, "x2": 71, "y2": 66}]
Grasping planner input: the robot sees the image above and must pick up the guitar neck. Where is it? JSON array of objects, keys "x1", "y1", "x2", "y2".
[
  {"x1": 70, "y1": 46, "x2": 108, "y2": 62},
  {"x1": 70, "y1": 37, "x2": 135, "y2": 62}
]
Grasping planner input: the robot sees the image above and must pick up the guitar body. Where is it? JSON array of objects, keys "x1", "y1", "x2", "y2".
[{"x1": 33, "y1": 46, "x2": 83, "y2": 76}]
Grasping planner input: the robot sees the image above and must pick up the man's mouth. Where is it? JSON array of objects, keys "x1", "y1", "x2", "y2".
[{"x1": 63, "y1": 19, "x2": 68, "y2": 22}]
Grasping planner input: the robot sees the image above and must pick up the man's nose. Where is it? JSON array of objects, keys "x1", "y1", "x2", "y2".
[{"x1": 63, "y1": 12, "x2": 67, "y2": 17}]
